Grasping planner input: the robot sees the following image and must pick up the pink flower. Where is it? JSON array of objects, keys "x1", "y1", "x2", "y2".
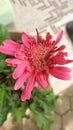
[{"x1": 0, "y1": 30, "x2": 73, "y2": 101}]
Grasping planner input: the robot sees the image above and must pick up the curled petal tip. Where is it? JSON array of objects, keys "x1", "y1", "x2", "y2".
[{"x1": 56, "y1": 30, "x2": 63, "y2": 44}]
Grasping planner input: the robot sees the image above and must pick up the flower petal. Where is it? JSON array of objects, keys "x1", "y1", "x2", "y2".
[
  {"x1": 36, "y1": 29, "x2": 43, "y2": 43},
  {"x1": 6, "y1": 58, "x2": 22, "y2": 66},
  {"x1": 46, "y1": 32, "x2": 52, "y2": 41},
  {"x1": 21, "y1": 74, "x2": 36, "y2": 101},
  {"x1": 0, "y1": 46, "x2": 15, "y2": 55},
  {"x1": 0, "y1": 40, "x2": 20, "y2": 55},
  {"x1": 56, "y1": 31, "x2": 63, "y2": 44},
  {"x1": 52, "y1": 52, "x2": 73, "y2": 65},
  {"x1": 3, "y1": 40, "x2": 20, "y2": 50},
  {"x1": 22, "y1": 32, "x2": 36, "y2": 48},
  {"x1": 22, "y1": 32, "x2": 31, "y2": 48},
  {"x1": 50, "y1": 66, "x2": 71, "y2": 80},
  {"x1": 12, "y1": 61, "x2": 28, "y2": 79},
  {"x1": 37, "y1": 73, "x2": 50, "y2": 89},
  {"x1": 55, "y1": 45, "x2": 66, "y2": 51},
  {"x1": 14, "y1": 72, "x2": 29, "y2": 90}
]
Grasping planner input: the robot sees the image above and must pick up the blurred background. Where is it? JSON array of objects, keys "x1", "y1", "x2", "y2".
[{"x1": 1, "y1": 0, "x2": 73, "y2": 34}]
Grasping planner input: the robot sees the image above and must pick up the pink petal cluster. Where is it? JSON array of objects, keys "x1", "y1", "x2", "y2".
[{"x1": 0, "y1": 30, "x2": 73, "y2": 101}]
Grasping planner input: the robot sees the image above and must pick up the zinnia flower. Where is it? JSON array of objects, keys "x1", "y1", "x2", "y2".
[{"x1": 0, "y1": 29, "x2": 73, "y2": 101}]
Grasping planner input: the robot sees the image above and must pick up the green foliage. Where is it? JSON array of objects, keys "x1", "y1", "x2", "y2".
[
  {"x1": 0, "y1": 84, "x2": 28, "y2": 125},
  {"x1": 7, "y1": 94, "x2": 28, "y2": 123},
  {"x1": 0, "y1": 60, "x2": 6, "y2": 72},
  {"x1": 0, "y1": 85, "x2": 10, "y2": 125},
  {"x1": 0, "y1": 83, "x2": 57, "y2": 129},
  {"x1": 30, "y1": 87, "x2": 57, "y2": 130},
  {"x1": 0, "y1": 25, "x2": 11, "y2": 125},
  {"x1": 0, "y1": 24, "x2": 10, "y2": 44},
  {"x1": 0, "y1": 24, "x2": 11, "y2": 72}
]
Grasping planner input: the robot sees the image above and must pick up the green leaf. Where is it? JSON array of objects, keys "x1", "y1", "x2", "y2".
[
  {"x1": 0, "y1": 24, "x2": 11, "y2": 45},
  {"x1": 0, "y1": 85, "x2": 10, "y2": 125},
  {"x1": 0, "y1": 53, "x2": 6, "y2": 60},
  {"x1": 12, "y1": 108, "x2": 24, "y2": 122},
  {"x1": 30, "y1": 87, "x2": 57, "y2": 130},
  {"x1": 0, "y1": 83, "x2": 28, "y2": 125},
  {"x1": 0, "y1": 60, "x2": 6, "y2": 72},
  {"x1": 6, "y1": 90, "x2": 28, "y2": 122}
]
